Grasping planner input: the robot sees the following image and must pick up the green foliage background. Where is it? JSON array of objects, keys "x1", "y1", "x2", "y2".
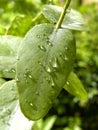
[{"x1": 0, "y1": 0, "x2": 98, "y2": 130}]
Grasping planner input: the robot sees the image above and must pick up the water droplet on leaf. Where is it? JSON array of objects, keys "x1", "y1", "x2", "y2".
[
  {"x1": 52, "y1": 57, "x2": 59, "y2": 69},
  {"x1": 30, "y1": 103, "x2": 33, "y2": 107},
  {"x1": 51, "y1": 80, "x2": 55, "y2": 88},
  {"x1": 46, "y1": 66, "x2": 52, "y2": 73},
  {"x1": 66, "y1": 81, "x2": 70, "y2": 85},
  {"x1": 48, "y1": 42, "x2": 53, "y2": 46},
  {"x1": 38, "y1": 44, "x2": 46, "y2": 52},
  {"x1": 64, "y1": 56, "x2": 68, "y2": 61},
  {"x1": 16, "y1": 55, "x2": 20, "y2": 60}
]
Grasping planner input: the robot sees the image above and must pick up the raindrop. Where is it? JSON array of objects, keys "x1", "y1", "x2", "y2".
[
  {"x1": 43, "y1": 7, "x2": 48, "y2": 12},
  {"x1": 66, "y1": 81, "x2": 69, "y2": 85},
  {"x1": 16, "y1": 78, "x2": 19, "y2": 82},
  {"x1": 46, "y1": 77, "x2": 51, "y2": 84},
  {"x1": 26, "y1": 79, "x2": 28, "y2": 83},
  {"x1": 11, "y1": 68, "x2": 15, "y2": 73},
  {"x1": 16, "y1": 55, "x2": 20, "y2": 60},
  {"x1": 29, "y1": 75, "x2": 32, "y2": 79},
  {"x1": 38, "y1": 44, "x2": 46, "y2": 52},
  {"x1": 23, "y1": 74, "x2": 27, "y2": 77},
  {"x1": 46, "y1": 66, "x2": 52, "y2": 73},
  {"x1": 64, "y1": 56, "x2": 68, "y2": 61},
  {"x1": 38, "y1": 61, "x2": 43, "y2": 66},
  {"x1": 51, "y1": 80, "x2": 55, "y2": 88},
  {"x1": 30, "y1": 103, "x2": 33, "y2": 107},
  {"x1": 65, "y1": 47, "x2": 68, "y2": 51},
  {"x1": 47, "y1": 41, "x2": 53, "y2": 46},
  {"x1": 52, "y1": 57, "x2": 58, "y2": 69}
]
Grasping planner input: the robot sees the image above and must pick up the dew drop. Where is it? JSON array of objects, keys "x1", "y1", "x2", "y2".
[
  {"x1": 23, "y1": 74, "x2": 26, "y2": 77},
  {"x1": 16, "y1": 78, "x2": 19, "y2": 82},
  {"x1": 46, "y1": 66, "x2": 52, "y2": 73},
  {"x1": 64, "y1": 56, "x2": 68, "y2": 61},
  {"x1": 30, "y1": 103, "x2": 33, "y2": 107},
  {"x1": 51, "y1": 80, "x2": 55, "y2": 88},
  {"x1": 52, "y1": 57, "x2": 58, "y2": 69},
  {"x1": 38, "y1": 61, "x2": 43, "y2": 66},
  {"x1": 46, "y1": 77, "x2": 51, "y2": 83},
  {"x1": 66, "y1": 81, "x2": 69, "y2": 85},
  {"x1": 38, "y1": 44, "x2": 46, "y2": 52},
  {"x1": 16, "y1": 55, "x2": 20, "y2": 60},
  {"x1": 65, "y1": 47, "x2": 68, "y2": 50},
  {"x1": 11, "y1": 68, "x2": 15, "y2": 73},
  {"x1": 43, "y1": 7, "x2": 48, "y2": 11},
  {"x1": 29, "y1": 75, "x2": 32, "y2": 79},
  {"x1": 48, "y1": 42, "x2": 53, "y2": 46}
]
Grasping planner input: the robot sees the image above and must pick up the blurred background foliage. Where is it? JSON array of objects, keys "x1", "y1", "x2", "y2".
[{"x1": 0, "y1": 0, "x2": 98, "y2": 130}]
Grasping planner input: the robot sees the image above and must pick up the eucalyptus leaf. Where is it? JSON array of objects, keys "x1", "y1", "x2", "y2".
[
  {"x1": 33, "y1": 116, "x2": 56, "y2": 130},
  {"x1": 16, "y1": 23, "x2": 76, "y2": 120},
  {"x1": 43, "y1": 116, "x2": 57, "y2": 130},
  {"x1": 42, "y1": 5, "x2": 85, "y2": 30},
  {"x1": 0, "y1": 35, "x2": 22, "y2": 78},
  {"x1": 64, "y1": 72, "x2": 88, "y2": 100},
  {"x1": 0, "y1": 80, "x2": 18, "y2": 130}
]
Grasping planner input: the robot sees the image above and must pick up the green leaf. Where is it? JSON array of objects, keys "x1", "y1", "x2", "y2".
[
  {"x1": 0, "y1": 80, "x2": 18, "y2": 130},
  {"x1": 33, "y1": 116, "x2": 56, "y2": 130},
  {"x1": 42, "y1": 5, "x2": 85, "y2": 30},
  {"x1": 6, "y1": 15, "x2": 33, "y2": 37},
  {"x1": 43, "y1": 116, "x2": 57, "y2": 130},
  {"x1": 16, "y1": 23, "x2": 76, "y2": 120},
  {"x1": 0, "y1": 35, "x2": 22, "y2": 78},
  {"x1": 64, "y1": 72, "x2": 88, "y2": 100}
]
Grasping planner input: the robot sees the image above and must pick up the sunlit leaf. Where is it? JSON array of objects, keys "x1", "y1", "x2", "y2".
[
  {"x1": 33, "y1": 116, "x2": 56, "y2": 130},
  {"x1": 64, "y1": 72, "x2": 88, "y2": 100},
  {"x1": 0, "y1": 35, "x2": 22, "y2": 78},
  {"x1": 42, "y1": 5, "x2": 85, "y2": 30}
]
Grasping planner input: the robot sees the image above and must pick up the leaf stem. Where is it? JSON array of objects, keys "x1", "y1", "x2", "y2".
[{"x1": 55, "y1": 0, "x2": 71, "y2": 29}]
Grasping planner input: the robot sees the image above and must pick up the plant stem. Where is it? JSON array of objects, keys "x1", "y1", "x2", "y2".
[{"x1": 55, "y1": 0, "x2": 71, "y2": 29}]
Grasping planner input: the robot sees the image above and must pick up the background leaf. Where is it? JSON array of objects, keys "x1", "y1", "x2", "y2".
[
  {"x1": 42, "y1": 5, "x2": 85, "y2": 30},
  {"x1": 0, "y1": 80, "x2": 18, "y2": 130},
  {"x1": 0, "y1": 35, "x2": 22, "y2": 78},
  {"x1": 64, "y1": 72, "x2": 88, "y2": 100},
  {"x1": 33, "y1": 116, "x2": 57, "y2": 130}
]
